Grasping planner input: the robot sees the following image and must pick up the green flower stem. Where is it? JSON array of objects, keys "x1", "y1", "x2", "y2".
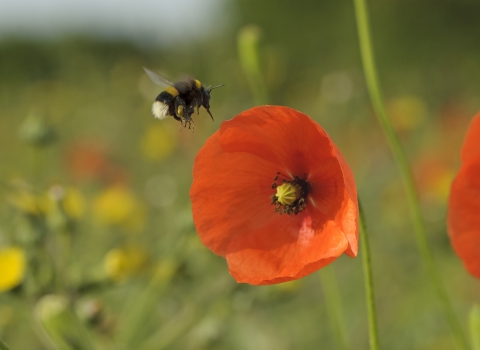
[
  {"x1": 115, "y1": 237, "x2": 187, "y2": 348},
  {"x1": 470, "y1": 304, "x2": 480, "y2": 350},
  {"x1": 54, "y1": 231, "x2": 71, "y2": 292},
  {"x1": 35, "y1": 294, "x2": 94, "y2": 350},
  {"x1": 139, "y1": 275, "x2": 234, "y2": 350},
  {"x1": 359, "y1": 202, "x2": 379, "y2": 350},
  {"x1": 320, "y1": 267, "x2": 350, "y2": 350},
  {"x1": 238, "y1": 25, "x2": 270, "y2": 105},
  {"x1": 352, "y1": 0, "x2": 468, "y2": 348},
  {"x1": 115, "y1": 261, "x2": 177, "y2": 347},
  {"x1": 0, "y1": 338, "x2": 11, "y2": 350}
]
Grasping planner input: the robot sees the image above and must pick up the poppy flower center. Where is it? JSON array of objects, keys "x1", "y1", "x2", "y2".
[{"x1": 271, "y1": 173, "x2": 310, "y2": 215}]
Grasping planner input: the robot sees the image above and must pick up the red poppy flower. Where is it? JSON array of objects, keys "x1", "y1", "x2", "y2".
[
  {"x1": 190, "y1": 106, "x2": 358, "y2": 285},
  {"x1": 448, "y1": 111, "x2": 480, "y2": 279}
]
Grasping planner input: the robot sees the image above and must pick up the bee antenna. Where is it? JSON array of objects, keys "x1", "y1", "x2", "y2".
[{"x1": 208, "y1": 84, "x2": 225, "y2": 93}]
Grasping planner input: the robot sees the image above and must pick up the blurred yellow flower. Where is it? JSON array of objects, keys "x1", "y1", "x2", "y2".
[
  {"x1": 62, "y1": 188, "x2": 86, "y2": 219},
  {"x1": 387, "y1": 95, "x2": 428, "y2": 132},
  {"x1": 433, "y1": 169, "x2": 456, "y2": 201},
  {"x1": 104, "y1": 246, "x2": 149, "y2": 281},
  {"x1": 41, "y1": 187, "x2": 86, "y2": 220},
  {"x1": 9, "y1": 184, "x2": 86, "y2": 221},
  {"x1": 414, "y1": 157, "x2": 456, "y2": 204},
  {"x1": 93, "y1": 186, "x2": 145, "y2": 231},
  {"x1": 152, "y1": 259, "x2": 177, "y2": 283},
  {"x1": 140, "y1": 124, "x2": 176, "y2": 161},
  {"x1": 8, "y1": 190, "x2": 42, "y2": 215},
  {"x1": 0, "y1": 247, "x2": 26, "y2": 292}
]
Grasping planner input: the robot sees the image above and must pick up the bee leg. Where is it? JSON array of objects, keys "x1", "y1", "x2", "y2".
[
  {"x1": 183, "y1": 105, "x2": 195, "y2": 131},
  {"x1": 174, "y1": 98, "x2": 189, "y2": 128},
  {"x1": 186, "y1": 105, "x2": 195, "y2": 118},
  {"x1": 184, "y1": 119, "x2": 194, "y2": 132}
]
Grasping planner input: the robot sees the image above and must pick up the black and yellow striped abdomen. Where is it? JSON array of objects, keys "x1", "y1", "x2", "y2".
[{"x1": 154, "y1": 86, "x2": 179, "y2": 119}]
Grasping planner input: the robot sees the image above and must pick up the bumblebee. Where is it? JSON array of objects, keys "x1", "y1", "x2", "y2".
[{"x1": 143, "y1": 67, "x2": 224, "y2": 130}]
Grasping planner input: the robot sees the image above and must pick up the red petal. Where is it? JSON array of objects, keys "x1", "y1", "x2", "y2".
[
  {"x1": 448, "y1": 112, "x2": 480, "y2": 279},
  {"x1": 219, "y1": 106, "x2": 336, "y2": 176},
  {"x1": 308, "y1": 157, "x2": 345, "y2": 217},
  {"x1": 338, "y1": 198, "x2": 358, "y2": 257},
  {"x1": 226, "y1": 211, "x2": 349, "y2": 285},
  {"x1": 190, "y1": 132, "x2": 280, "y2": 256},
  {"x1": 220, "y1": 106, "x2": 358, "y2": 256},
  {"x1": 448, "y1": 230, "x2": 480, "y2": 278},
  {"x1": 331, "y1": 143, "x2": 359, "y2": 257},
  {"x1": 448, "y1": 161, "x2": 480, "y2": 278},
  {"x1": 461, "y1": 112, "x2": 480, "y2": 164}
]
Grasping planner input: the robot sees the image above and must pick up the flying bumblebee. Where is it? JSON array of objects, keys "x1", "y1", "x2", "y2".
[{"x1": 143, "y1": 67, "x2": 224, "y2": 130}]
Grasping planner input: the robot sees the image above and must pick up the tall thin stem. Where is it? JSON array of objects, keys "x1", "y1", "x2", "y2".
[
  {"x1": 237, "y1": 25, "x2": 270, "y2": 105},
  {"x1": 0, "y1": 338, "x2": 11, "y2": 350},
  {"x1": 470, "y1": 304, "x2": 480, "y2": 350},
  {"x1": 320, "y1": 267, "x2": 350, "y2": 350},
  {"x1": 359, "y1": 203, "x2": 379, "y2": 350},
  {"x1": 352, "y1": 0, "x2": 468, "y2": 348}
]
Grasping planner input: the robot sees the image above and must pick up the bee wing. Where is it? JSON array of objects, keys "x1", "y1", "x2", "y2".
[
  {"x1": 143, "y1": 67, "x2": 174, "y2": 87},
  {"x1": 174, "y1": 79, "x2": 195, "y2": 93}
]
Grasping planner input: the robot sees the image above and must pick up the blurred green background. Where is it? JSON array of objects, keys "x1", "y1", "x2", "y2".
[{"x1": 1, "y1": 0, "x2": 480, "y2": 349}]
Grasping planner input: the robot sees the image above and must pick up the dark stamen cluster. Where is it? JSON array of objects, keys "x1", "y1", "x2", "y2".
[{"x1": 271, "y1": 172, "x2": 310, "y2": 215}]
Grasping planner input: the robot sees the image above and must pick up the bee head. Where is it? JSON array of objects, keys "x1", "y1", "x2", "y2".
[
  {"x1": 201, "y1": 87, "x2": 211, "y2": 110},
  {"x1": 201, "y1": 84, "x2": 225, "y2": 121}
]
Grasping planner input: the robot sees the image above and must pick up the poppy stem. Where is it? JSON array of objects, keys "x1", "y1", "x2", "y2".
[
  {"x1": 320, "y1": 267, "x2": 350, "y2": 350},
  {"x1": 470, "y1": 304, "x2": 480, "y2": 350},
  {"x1": 359, "y1": 202, "x2": 379, "y2": 350},
  {"x1": 352, "y1": 0, "x2": 469, "y2": 348},
  {"x1": 238, "y1": 25, "x2": 270, "y2": 105},
  {"x1": 0, "y1": 338, "x2": 11, "y2": 350},
  {"x1": 113, "y1": 234, "x2": 183, "y2": 347}
]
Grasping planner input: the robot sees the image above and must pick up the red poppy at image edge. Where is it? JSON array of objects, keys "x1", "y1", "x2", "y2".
[
  {"x1": 448, "y1": 111, "x2": 480, "y2": 279},
  {"x1": 190, "y1": 106, "x2": 359, "y2": 285}
]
